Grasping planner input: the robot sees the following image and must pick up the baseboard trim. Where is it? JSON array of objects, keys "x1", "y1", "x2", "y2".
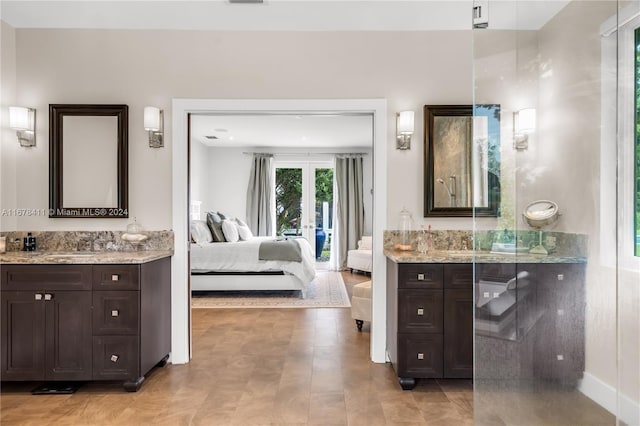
[{"x1": 579, "y1": 372, "x2": 639, "y2": 425}]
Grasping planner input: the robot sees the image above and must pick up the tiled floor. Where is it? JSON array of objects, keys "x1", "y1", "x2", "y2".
[{"x1": 0, "y1": 271, "x2": 615, "y2": 425}]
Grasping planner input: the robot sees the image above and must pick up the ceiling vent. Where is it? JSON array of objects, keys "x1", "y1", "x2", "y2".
[
  {"x1": 228, "y1": 0, "x2": 264, "y2": 3},
  {"x1": 204, "y1": 135, "x2": 219, "y2": 140}
]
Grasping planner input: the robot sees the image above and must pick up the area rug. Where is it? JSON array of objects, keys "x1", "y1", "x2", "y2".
[{"x1": 191, "y1": 271, "x2": 351, "y2": 309}]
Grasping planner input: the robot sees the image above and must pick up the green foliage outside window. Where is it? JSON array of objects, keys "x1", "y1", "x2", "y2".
[{"x1": 275, "y1": 168, "x2": 302, "y2": 236}]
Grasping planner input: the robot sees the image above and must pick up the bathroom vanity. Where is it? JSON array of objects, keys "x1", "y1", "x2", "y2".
[
  {"x1": 385, "y1": 249, "x2": 586, "y2": 390},
  {"x1": 0, "y1": 251, "x2": 172, "y2": 392}
]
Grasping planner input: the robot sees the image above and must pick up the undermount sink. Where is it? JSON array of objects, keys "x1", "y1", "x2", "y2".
[
  {"x1": 43, "y1": 252, "x2": 98, "y2": 257},
  {"x1": 428, "y1": 250, "x2": 499, "y2": 259},
  {"x1": 429, "y1": 250, "x2": 474, "y2": 258}
]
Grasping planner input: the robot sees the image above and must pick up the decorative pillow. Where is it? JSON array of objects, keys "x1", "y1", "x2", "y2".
[
  {"x1": 235, "y1": 218, "x2": 253, "y2": 241},
  {"x1": 206, "y1": 211, "x2": 226, "y2": 242},
  {"x1": 190, "y1": 220, "x2": 213, "y2": 244},
  {"x1": 221, "y1": 219, "x2": 240, "y2": 243}
]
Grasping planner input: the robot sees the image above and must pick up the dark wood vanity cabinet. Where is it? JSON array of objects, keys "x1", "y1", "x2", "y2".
[
  {"x1": 387, "y1": 261, "x2": 473, "y2": 390},
  {"x1": 1, "y1": 265, "x2": 93, "y2": 381},
  {"x1": 1, "y1": 257, "x2": 171, "y2": 391}
]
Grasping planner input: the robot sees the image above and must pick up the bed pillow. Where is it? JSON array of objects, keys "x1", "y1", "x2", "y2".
[
  {"x1": 191, "y1": 220, "x2": 213, "y2": 244},
  {"x1": 221, "y1": 219, "x2": 240, "y2": 242},
  {"x1": 235, "y1": 218, "x2": 253, "y2": 241},
  {"x1": 206, "y1": 211, "x2": 226, "y2": 242}
]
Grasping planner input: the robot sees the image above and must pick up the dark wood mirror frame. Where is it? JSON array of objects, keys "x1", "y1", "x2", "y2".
[
  {"x1": 424, "y1": 104, "x2": 500, "y2": 218},
  {"x1": 49, "y1": 104, "x2": 129, "y2": 218}
]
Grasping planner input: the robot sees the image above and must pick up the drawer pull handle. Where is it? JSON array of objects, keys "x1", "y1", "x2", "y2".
[
  {"x1": 44, "y1": 294, "x2": 53, "y2": 301},
  {"x1": 111, "y1": 310, "x2": 119, "y2": 317},
  {"x1": 111, "y1": 274, "x2": 120, "y2": 281},
  {"x1": 417, "y1": 273, "x2": 425, "y2": 281},
  {"x1": 417, "y1": 353, "x2": 424, "y2": 360},
  {"x1": 34, "y1": 293, "x2": 43, "y2": 301},
  {"x1": 110, "y1": 354, "x2": 119, "y2": 363},
  {"x1": 417, "y1": 308, "x2": 424, "y2": 316}
]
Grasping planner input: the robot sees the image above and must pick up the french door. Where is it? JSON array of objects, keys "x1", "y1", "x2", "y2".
[{"x1": 274, "y1": 161, "x2": 333, "y2": 260}]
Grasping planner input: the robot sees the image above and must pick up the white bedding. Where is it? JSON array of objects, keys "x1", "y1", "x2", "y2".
[{"x1": 190, "y1": 236, "x2": 316, "y2": 286}]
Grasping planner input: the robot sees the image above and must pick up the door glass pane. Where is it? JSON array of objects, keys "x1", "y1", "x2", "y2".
[
  {"x1": 472, "y1": 2, "x2": 619, "y2": 425},
  {"x1": 315, "y1": 168, "x2": 333, "y2": 262},
  {"x1": 275, "y1": 168, "x2": 302, "y2": 237}
]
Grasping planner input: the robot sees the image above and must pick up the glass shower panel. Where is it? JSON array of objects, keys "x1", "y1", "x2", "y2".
[{"x1": 473, "y1": 1, "x2": 621, "y2": 425}]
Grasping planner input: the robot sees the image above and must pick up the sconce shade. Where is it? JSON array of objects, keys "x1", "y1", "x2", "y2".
[
  {"x1": 397, "y1": 111, "x2": 415, "y2": 134},
  {"x1": 515, "y1": 108, "x2": 536, "y2": 134},
  {"x1": 9, "y1": 106, "x2": 34, "y2": 130},
  {"x1": 9, "y1": 106, "x2": 36, "y2": 147},
  {"x1": 144, "y1": 106, "x2": 161, "y2": 131}
]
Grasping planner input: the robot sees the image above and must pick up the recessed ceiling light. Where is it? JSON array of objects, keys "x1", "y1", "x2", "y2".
[
  {"x1": 204, "y1": 135, "x2": 218, "y2": 139},
  {"x1": 228, "y1": 0, "x2": 264, "y2": 3}
]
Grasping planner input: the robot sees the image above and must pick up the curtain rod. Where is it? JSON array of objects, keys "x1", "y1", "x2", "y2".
[{"x1": 243, "y1": 151, "x2": 368, "y2": 156}]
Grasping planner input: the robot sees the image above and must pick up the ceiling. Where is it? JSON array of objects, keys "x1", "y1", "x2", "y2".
[
  {"x1": 190, "y1": 113, "x2": 373, "y2": 148},
  {"x1": 1, "y1": 1, "x2": 569, "y2": 31}
]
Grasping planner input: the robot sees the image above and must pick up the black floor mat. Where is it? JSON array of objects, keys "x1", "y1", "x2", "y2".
[{"x1": 31, "y1": 382, "x2": 84, "y2": 395}]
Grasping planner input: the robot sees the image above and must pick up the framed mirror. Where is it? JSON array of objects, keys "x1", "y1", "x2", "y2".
[
  {"x1": 49, "y1": 104, "x2": 129, "y2": 218},
  {"x1": 424, "y1": 104, "x2": 500, "y2": 217}
]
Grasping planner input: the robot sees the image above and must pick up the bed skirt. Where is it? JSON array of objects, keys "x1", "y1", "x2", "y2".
[{"x1": 190, "y1": 271, "x2": 305, "y2": 292}]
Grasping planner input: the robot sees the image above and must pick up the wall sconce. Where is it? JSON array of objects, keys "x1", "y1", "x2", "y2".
[
  {"x1": 9, "y1": 106, "x2": 36, "y2": 147},
  {"x1": 396, "y1": 110, "x2": 414, "y2": 150},
  {"x1": 144, "y1": 106, "x2": 164, "y2": 148},
  {"x1": 513, "y1": 108, "x2": 536, "y2": 150}
]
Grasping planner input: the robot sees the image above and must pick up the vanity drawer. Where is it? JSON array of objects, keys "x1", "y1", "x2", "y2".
[
  {"x1": 444, "y1": 264, "x2": 473, "y2": 289},
  {"x1": 398, "y1": 289, "x2": 443, "y2": 333},
  {"x1": 398, "y1": 264, "x2": 443, "y2": 289},
  {"x1": 93, "y1": 265, "x2": 139, "y2": 291},
  {"x1": 1, "y1": 265, "x2": 92, "y2": 291},
  {"x1": 93, "y1": 336, "x2": 139, "y2": 380},
  {"x1": 93, "y1": 291, "x2": 139, "y2": 335},
  {"x1": 397, "y1": 333, "x2": 443, "y2": 378}
]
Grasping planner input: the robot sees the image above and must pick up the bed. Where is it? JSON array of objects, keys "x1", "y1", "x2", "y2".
[{"x1": 190, "y1": 236, "x2": 316, "y2": 294}]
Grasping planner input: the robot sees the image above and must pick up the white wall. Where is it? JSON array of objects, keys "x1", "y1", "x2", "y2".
[
  {"x1": 1, "y1": 27, "x2": 473, "y2": 232},
  {"x1": 204, "y1": 147, "x2": 252, "y2": 220},
  {"x1": 1, "y1": 22, "x2": 17, "y2": 230},
  {"x1": 189, "y1": 138, "x2": 210, "y2": 220}
]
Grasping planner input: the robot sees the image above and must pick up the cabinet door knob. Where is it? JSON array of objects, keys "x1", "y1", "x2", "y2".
[
  {"x1": 111, "y1": 310, "x2": 119, "y2": 317},
  {"x1": 111, "y1": 274, "x2": 119, "y2": 281},
  {"x1": 110, "y1": 354, "x2": 119, "y2": 363},
  {"x1": 34, "y1": 293, "x2": 43, "y2": 301},
  {"x1": 417, "y1": 308, "x2": 424, "y2": 316},
  {"x1": 417, "y1": 353, "x2": 424, "y2": 360},
  {"x1": 44, "y1": 294, "x2": 53, "y2": 301},
  {"x1": 417, "y1": 273, "x2": 425, "y2": 281}
]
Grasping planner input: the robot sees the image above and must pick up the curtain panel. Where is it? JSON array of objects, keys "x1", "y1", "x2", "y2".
[
  {"x1": 330, "y1": 155, "x2": 364, "y2": 270},
  {"x1": 246, "y1": 154, "x2": 274, "y2": 236}
]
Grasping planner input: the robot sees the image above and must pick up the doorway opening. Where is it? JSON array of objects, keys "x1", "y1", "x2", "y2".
[{"x1": 171, "y1": 99, "x2": 388, "y2": 365}]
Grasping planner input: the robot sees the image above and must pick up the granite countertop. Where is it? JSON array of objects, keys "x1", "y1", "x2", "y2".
[
  {"x1": 0, "y1": 250, "x2": 173, "y2": 265},
  {"x1": 384, "y1": 249, "x2": 586, "y2": 264}
]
